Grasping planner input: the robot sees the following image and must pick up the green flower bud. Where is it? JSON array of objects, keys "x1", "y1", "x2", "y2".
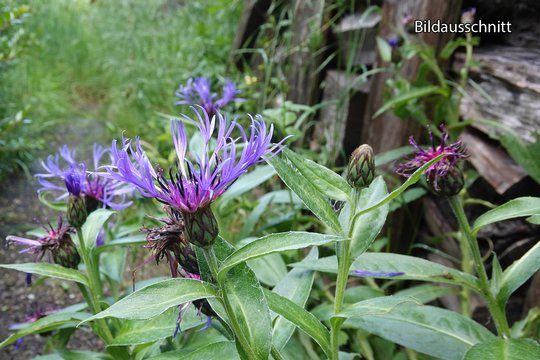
[
  {"x1": 182, "y1": 206, "x2": 219, "y2": 248},
  {"x1": 52, "y1": 233, "x2": 81, "y2": 269},
  {"x1": 427, "y1": 167, "x2": 464, "y2": 197},
  {"x1": 346, "y1": 144, "x2": 375, "y2": 189},
  {"x1": 67, "y1": 195, "x2": 88, "y2": 228}
]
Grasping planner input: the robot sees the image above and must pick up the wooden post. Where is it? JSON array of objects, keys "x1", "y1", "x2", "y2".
[{"x1": 360, "y1": 0, "x2": 463, "y2": 254}]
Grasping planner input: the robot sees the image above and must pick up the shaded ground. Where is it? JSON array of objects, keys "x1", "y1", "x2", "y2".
[{"x1": 0, "y1": 117, "x2": 171, "y2": 358}]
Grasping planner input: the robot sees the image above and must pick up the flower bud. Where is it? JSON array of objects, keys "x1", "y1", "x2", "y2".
[
  {"x1": 182, "y1": 206, "x2": 219, "y2": 248},
  {"x1": 427, "y1": 167, "x2": 464, "y2": 197},
  {"x1": 52, "y1": 233, "x2": 80, "y2": 269},
  {"x1": 346, "y1": 144, "x2": 375, "y2": 189},
  {"x1": 144, "y1": 210, "x2": 199, "y2": 275},
  {"x1": 67, "y1": 195, "x2": 88, "y2": 228},
  {"x1": 461, "y1": 7, "x2": 476, "y2": 24}
]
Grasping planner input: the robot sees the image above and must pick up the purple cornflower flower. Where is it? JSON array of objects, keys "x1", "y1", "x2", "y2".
[
  {"x1": 6, "y1": 217, "x2": 80, "y2": 270},
  {"x1": 175, "y1": 77, "x2": 242, "y2": 116},
  {"x1": 387, "y1": 37, "x2": 400, "y2": 48},
  {"x1": 36, "y1": 144, "x2": 133, "y2": 211},
  {"x1": 396, "y1": 125, "x2": 468, "y2": 196},
  {"x1": 9, "y1": 304, "x2": 57, "y2": 349},
  {"x1": 108, "y1": 107, "x2": 283, "y2": 214},
  {"x1": 108, "y1": 106, "x2": 284, "y2": 246}
]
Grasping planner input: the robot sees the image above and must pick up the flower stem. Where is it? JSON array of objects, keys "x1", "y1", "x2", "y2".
[
  {"x1": 448, "y1": 196, "x2": 510, "y2": 337},
  {"x1": 202, "y1": 245, "x2": 257, "y2": 359},
  {"x1": 330, "y1": 240, "x2": 351, "y2": 360},
  {"x1": 75, "y1": 229, "x2": 128, "y2": 358}
]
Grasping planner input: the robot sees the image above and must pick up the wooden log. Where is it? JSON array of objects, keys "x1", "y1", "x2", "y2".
[
  {"x1": 230, "y1": 0, "x2": 272, "y2": 68},
  {"x1": 461, "y1": 130, "x2": 527, "y2": 194},
  {"x1": 359, "y1": 0, "x2": 463, "y2": 254},
  {"x1": 285, "y1": 0, "x2": 327, "y2": 106},
  {"x1": 309, "y1": 70, "x2": 371, "y2": 160},
  {"x1": 360, "y1": 0, "x2": 463, "y2": 153},
  {"x1": 455, "y1": 46, "x2": 540, "y2": 143}
]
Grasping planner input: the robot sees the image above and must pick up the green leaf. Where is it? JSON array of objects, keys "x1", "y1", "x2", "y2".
[
  {"x1": 147, "y1": 341, "x2": 239, "y2": 360},
  {"x1": 340, "y1": 177, "x2": 389, "y2": 258},
  {"x1": 267, "y1": 154, "x2": 341, "y2": 232},
  {"x1": 281, "y1": 147, "x2": 352, "y2": 201},
  {"x1": 96, "y1": 234, "x2": 146, "y2": 253},
  {"x1": 218, "y1": 232, "x2": 345, "y2": 279},
  {"x1": 38, "y1": 191, "x2": 67, "y2": 212},
  {"x1": 472, "y1": 197, "x2": 540, "y2": 235},
  {"x1": 110, "y1": 306, "x2": 206, "y2": 346},
  {"x1": 500, "y1": 132, "x2": 540, "y2": 185},
  {"x1": 0, "y1": 312, "x2": 91, "y2": 349},
  {"x1": 265, "y1": 290, "x2": 331, "y2": 357},
  {"x1": 463, "y1": 338, "x2": 540, "y2": 360},
  {"x1": 395, "y1": 284, "x2": 457, "y2": 304},
  {"x1": 221, "y1": 264, "x2": 272, "y2": 360},
  {"x1": 0, "y1": 263, "x2": 88, "y2": 286},
  {"x1": 272, "y1": 248, "x2": 317, "y2": 350},
  {"x1": 374, "y1": 86, "x2": 442, "y2": 118},
  {"x1": 32, "y1": 350, "x2": 110, "y2": 360},
  {"x1": 376, "y1": 36, "x2": 392, "y2": 62},
  {"x1": 82, "y1": 278, "x2": 216, "y2": 323},
  {"x1": 292, "y1": 253, "x2": 479, "y2": 290},
  {"x1": 82, "y1": 209, "x2": 115, "y2": 249},
  {"x1": 497, "y1": 241, "x2": 540, "y2": 305},
  {"x1": 337, "y1": 296, "x2": 495, "y2": 360},
  {"x1": 248, "y1": 253, "x2": 287, "y2": 287},
  {"x1": 218, "y1": 165, "x2": 276, "y2": 205}
]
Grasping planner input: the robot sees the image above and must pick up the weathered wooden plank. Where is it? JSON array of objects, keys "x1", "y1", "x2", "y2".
[
  {"x1": 360, "y1": 0, "x2": 463, "y2": 153},
  {"x1": 461, "y1": 130, "x2": 527, "y2": 194},
  {"x1": 309, "y1": 70, "x2": 371, "y2": 160},
  {"x1": 285, "y1": 0, "x2": 327, "y2": 105},
  {"x1": 455, "y1": 46, "x2": 540, "y2": 143}
]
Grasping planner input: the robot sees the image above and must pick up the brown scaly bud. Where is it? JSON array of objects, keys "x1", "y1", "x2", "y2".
[
  {"x1": 52, "y1": 234, "x2": 81, "y2": 269},
  {"x1": 143, "y1": 208, "x2": 199, "y2": 275},
  {"x1": 427, "y1": 167, "x2": 464, "y2": 197},
  {"x1": 67, "y1": 195, "x2": 88, "y2": 228},
  {"x1": 346, "y1": 144, "x2": 375, "y2": 189},
  {"x1": 182, "y1": 206, "x2": 219, "y2": 248}
]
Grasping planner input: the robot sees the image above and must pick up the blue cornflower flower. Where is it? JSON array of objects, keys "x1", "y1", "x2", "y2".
[
  {"x1": 107, "y1": 106, "x2": 284, "y2": 247},
  {"x1": 175, "y1": 77, "x2": 242, "y2": 116},
  {"x1": 36, "y1": 144, "x2": 133, "y2": 211}
]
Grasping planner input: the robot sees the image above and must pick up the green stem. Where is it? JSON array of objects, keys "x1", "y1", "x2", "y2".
[
  {"x1": 454, "y1": 32, "x2": 473, "y2": 125},
  {"x1": 75, "y1": 229, "x2": 128, "y2": 358},
  {"x1": 448, "y1": 196, "x2": 510, "y2": 337},
  {"x1": 203, "y1": 245, "x2": 257, "y2": 359},
  {"x1": 271, "y1": 345, "x2": 286, "y2": 360}
]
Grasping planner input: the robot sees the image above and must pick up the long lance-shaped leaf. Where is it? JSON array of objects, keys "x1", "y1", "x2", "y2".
[
  {"x1": 81, "y1": 209, "x2": 115, "y2": 249},
  {"x1": 264, "y1": 289, "x2": 331, "y2": 357},
  {"x1": 0, "y1": 312, "x2": 91, "y2": 349},
  {"x1": 472, "y1": 197, "x2": 540, "y2": 235},
  {"x1": 147, "y1": 341, "x2": 239, "y2": 360},
  {"x1": 267, "y1": 154, "x2": 341, "y2": 232},
  {"x1": 272, "y1": 248, "x2": 317, "y2": 350},
  {"x1": 0, "y1": 263, "x2": 88, "y2": 286},
  {"x1": 281, "y1": 147, "x2": 352, "y2": 201},
  {"x1": 463, "y1": 338, "x2": 540, "y2": 360},
  {"x1": 292, "y1": 253, "x2": 480, "y2": 291},
  {"x1": 497, "y1": 241, "x2": 540, "y2": 305},
  {"x1": 217, "y1": 232, "x2": 346, "y2": 280},
  {"x1": 80, "y1": 278, "x2": 216, "y2": 323},
  {"x1": 336, "y1": 296, "x2": 495, "y2": 360}
]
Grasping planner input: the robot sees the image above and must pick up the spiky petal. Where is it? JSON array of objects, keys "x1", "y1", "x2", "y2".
[{"x1": 396, "y1": 125, "x2": 468, "y2": 196}]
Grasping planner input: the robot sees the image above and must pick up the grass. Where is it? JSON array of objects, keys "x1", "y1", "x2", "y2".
[{"x1": 0, "y1": 0, "x2": 242, "y2": 162}]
